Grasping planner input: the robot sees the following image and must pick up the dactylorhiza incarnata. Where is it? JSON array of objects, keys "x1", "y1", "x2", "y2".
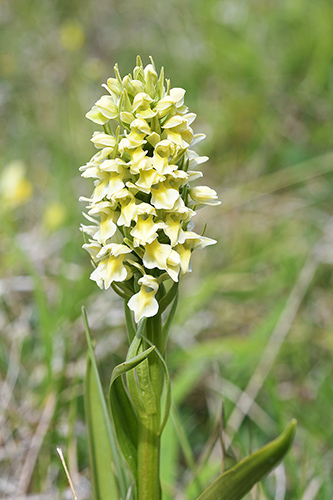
[{"x1": 80, "y1": 57, "x2": 220, "y2": 323}]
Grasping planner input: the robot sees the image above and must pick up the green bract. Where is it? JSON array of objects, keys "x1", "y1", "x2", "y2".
[{"x1": 81, "y1": 56, "x2": 220, "y2": 322}]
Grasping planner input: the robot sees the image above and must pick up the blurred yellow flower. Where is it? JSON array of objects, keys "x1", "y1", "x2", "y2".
[
  {"x1": 60, "y1": 21, "x2": 84, "y2": 52},
  {"x1": 0, "y1": 160, "x2": 33, "y2": 208},
  {"x1": 83, "y1": 58, "x2": 105, "y2": 81},
  {"x1": 43, "y1": 202, "x2": 67, "y2": 231}
]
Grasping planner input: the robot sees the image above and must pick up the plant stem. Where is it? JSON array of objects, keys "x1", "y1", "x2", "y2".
[
  {"x1": 135, "y1": 316, "x2": 164, "y2": 500},
  {"x1": 137, "y1": 413, "x2": 161, "y2": 500}
]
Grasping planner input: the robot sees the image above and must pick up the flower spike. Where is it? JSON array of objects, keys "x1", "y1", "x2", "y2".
[{"x1": 81, "y1": 57, "x2": 220, "y2": 321}]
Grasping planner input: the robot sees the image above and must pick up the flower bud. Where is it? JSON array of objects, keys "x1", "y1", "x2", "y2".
[{"x1": 189, "y1": 186, "x2": 221, "y2": 206}]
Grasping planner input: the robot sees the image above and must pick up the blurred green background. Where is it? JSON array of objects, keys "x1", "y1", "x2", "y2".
[{"x1": 1, "y1": 0, "x2": 333, "y2": 498}]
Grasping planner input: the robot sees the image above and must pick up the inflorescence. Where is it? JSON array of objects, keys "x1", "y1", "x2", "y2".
[{"x1": 80, "y1": 56, "x2": 220, "y2": 322}]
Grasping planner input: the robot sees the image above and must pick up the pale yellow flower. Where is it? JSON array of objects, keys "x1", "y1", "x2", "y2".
[
  {"x1": 175, "y1": 232, "x2": 217, "y2": 275},
  {"x1": 88, "y1": 202, "x2": 118, "y2": 244},
  {"x1": 79, "y1": 160, "x2": 101, "y2": 179},
  {"x1": 186, "y1": 149, "x2": 209, "y2": 169},
  {"x1": 135, "y1": 166, "x2": 164, "y2": 194},
  {"x1": 85, "y1": 106, "x2": 110, "y2": 126},
  {"x1": 83, "y1": 241, "x2": 102, "y2": 260},
  {"x1": 113, "y1": 189, "x2": 138, "y2": 227},
  {"x1": 86, "y1": 96, "x2": 118, "y2": 125},
  {"x1": 123, "y1": 76, "x2": 145, "y2": 97},
  {"x1": 130, "y1": 214, "x2": 161, "y2": 247},
  {"x1": 132, "y1": 93, "x2": 156, "y2": 119},
  {"x1": 165, "y1": 249, "x2": 181, "y2": 281},
  {"x1": 143, "y1": 63, "x2": 159, "y2": 98},
  {"x1": 162, "y1": 114, "x2": 195, "y2": 148},
  {"x1": 163, "y1": 209, "x2": 194, "y2": 246},
  {"x1": 132, "y1": 202, "x2": 156, "y2": 220},
  {"x1": 174, "y1": 244, "x2": 192, "y2": 277},
  {"x1": 91, "y1": 132, "x2": 117, "y2": 149},
  {"x1": 80, "y1": 223, "x2": 99, "y2": 239},
  {"x1": 0, "y1": 160, "x2": 33, "y2": 207},
  {"x1": 119, "y1": 118, "x2": 151, "y2": 152},
  {"x1": 90, "y1": 160, "x2": 128, "y2": 202},
  {"x1": 155, "y1": 87, "x2": 186, "y2": 118},
  {"x1": 91, "y1": 147, "x2": 114, "y2": 163},
  {"x1": 152, "y1": 140, "x2": 177, "y2": 175},
  {"x1": 189, "y1": 186, "x2": 221, "y2": 206},
  {"x1": 128, "y1": 275, "x2": 159, "y2": 322},
  {"x1": 150, "y1": 179, "x2": 180, "y2": 210},
  {"x1": 143, "y1": 239, "x2": 172, "y2": 272},
  {"x1": 104, "y1": 76, "x2": 122, "y2": 96},
  {"x1": 90, "y1": 243, "x2": 132, "y2": 289},
  {"x1": 127, "y1": 148, "x2": 149, "y2": 174}
]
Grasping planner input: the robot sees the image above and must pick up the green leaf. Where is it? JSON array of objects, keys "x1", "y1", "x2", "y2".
[
  {"x1": 161, "y1": 287, "x2": 179, "y2": 354},
  {"x1": 140, "y1": 333, "x2": 172, "y2": 433},
  {"x1": 82, "y1": 307, "x2": 127, "y2": 500},
  {"x1": 156, "y1": 348, "x2": 171, "y2": 434},
  {"x1": 196, "y1": 419, "x2": 297, "y2": 500},
  {"x1": 85, "y1": 354, "x2": 120, "y2": 500},
  {"x1": 124, "y1": 302, "x2": 136, "y2": 344},
  {"x1": 159, "y1": 281, "x2": 179, "y2": 315},
  {"x1": 109, "y1": 343, "x2": 156, "y2": 482}
]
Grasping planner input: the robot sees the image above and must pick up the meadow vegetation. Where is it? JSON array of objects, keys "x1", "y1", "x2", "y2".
[{"x1": 0, "y1": 0, "x2": 332, "y2": 498}]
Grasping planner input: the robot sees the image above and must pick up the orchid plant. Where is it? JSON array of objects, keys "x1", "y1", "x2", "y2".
[{"x1": 79, "y1": 56, "x2": 296, "y2": 500}]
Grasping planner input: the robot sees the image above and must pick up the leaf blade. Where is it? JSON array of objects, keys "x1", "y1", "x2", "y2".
[
  {"x1": 85, "y1": 354, "x2": 120, "y2": 500},
  {"x1": 109, "y1": 344, "x2": 156, "y2": 481},
  {"x1": 82, "y1": 307, "x2": 128, "y2": 500},
  {"x1": 196, "y1": 419, "x2": 297, "y2": 500}
]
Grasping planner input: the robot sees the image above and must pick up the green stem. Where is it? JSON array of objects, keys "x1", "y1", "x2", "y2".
[
  {"x1": 137, "y1": 413, "x2": 161, "y2": 500},
  {"x1": 136, "y1": 316, "x2": 164, "y2": 500}
]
